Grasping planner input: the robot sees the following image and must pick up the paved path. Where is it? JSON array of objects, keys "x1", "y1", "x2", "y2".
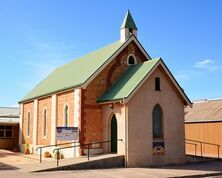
[
  {"x1": 0, "y1": 164, "x2": 222, "y2": 178},
  {"x1": 0, "y1": 149, "x2": 54, "y2": 170},
  {"x1": 1, "y1": 149, "x2": 222, "y2": 177},
  {"x1": 0, "y1": 149, "x2": 123, "y2": 172}
]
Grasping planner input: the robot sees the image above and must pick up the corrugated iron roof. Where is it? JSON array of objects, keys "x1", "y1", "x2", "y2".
[
  {"x1": 0, "y1": 107, "x2": 20, "y2": 118},
  {"x1": 0, "y1": 117, "x2": 19, "y2": 124},
  {"x1": 0, "y1": 107, "x2": 19, "y2": 124},
  {"x1": 20, "y1": 40, "x2": 123, "y2": 102},
  {"x1": 185, "y1": 99, "x2": 222, "y2": 123},
  {"x1": 98, "y1": 58, "x2": 160, "y2": 103}
]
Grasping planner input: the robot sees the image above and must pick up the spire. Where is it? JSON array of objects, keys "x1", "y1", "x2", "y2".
[
  {"x1": 120, "y1": 10, "x2": 138, "y2": 43},
  {"x1": 121, "y1": 10, "x2": 138, "y2": 30}
]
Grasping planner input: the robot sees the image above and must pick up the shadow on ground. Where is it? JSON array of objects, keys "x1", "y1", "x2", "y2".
[
  {"x1": 0, "y1": 162, "x2": 19, "y2": 170},
  {"x1": 157, "y1": 160, "x2": 222, "y2": 172},
  {"x1": 0, "y1": 151, "x2": 17, "y2": 158}
]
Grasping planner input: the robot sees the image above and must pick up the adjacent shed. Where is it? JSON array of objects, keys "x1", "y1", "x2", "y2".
[
  {"x1": 0, "y1": 107, "x2": 20, "y2": 150},
  {"x1": 185, "y1": 99, "x2": 222, "y2": 158}
]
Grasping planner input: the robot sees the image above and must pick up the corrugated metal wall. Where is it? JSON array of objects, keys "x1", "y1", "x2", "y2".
[{"x1": 185, "y1": 122, "x2": 222, "y2": 158}]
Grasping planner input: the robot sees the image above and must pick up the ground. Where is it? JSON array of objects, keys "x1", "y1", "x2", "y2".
[
  {"x1": 1, "y1": 165, "x2": 222, "y2": 178},
  {"x1": 1, "y1": 149, "x2": 222, "y2": 178}
]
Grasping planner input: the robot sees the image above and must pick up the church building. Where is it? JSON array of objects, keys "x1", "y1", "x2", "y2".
[{"x1": 19, "y1": 11, "x2": 191, "y2": 167}]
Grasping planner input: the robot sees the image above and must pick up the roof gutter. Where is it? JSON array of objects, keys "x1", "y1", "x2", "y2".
[
  {"x1": 19, "y1": 85, "x2": 82, "y2": 104},
  {"x1": 185, "y1": 119, "x2": 222, "y2": 124}
]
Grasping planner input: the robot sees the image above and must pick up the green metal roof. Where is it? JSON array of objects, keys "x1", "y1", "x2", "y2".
[
  {"x1": 121, "y1": 10, "x2": 138, "y2": 30},
  {"x1": 20, "y1": 40, "x2": 123, "y2": 102},
  {"x1": 97, "y1": 58, "x2": 160, "y2": 103}
]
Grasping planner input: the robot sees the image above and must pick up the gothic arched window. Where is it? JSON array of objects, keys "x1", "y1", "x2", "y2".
[
  {"x1": 127, "y1": 54, "x2": 137, "y2": 65},
  {"x1": 43, "y1": 109, "x2": 47, "y2": 137},
  {"x1": 27, "y1": 112, "x2": 31, "y2": 137},
  {"x1": 64, "y1": 105, "x2": 69, "y2": 127},
  {"x1": 152, "y1": 104, "x2": 163, "y2": 139}
]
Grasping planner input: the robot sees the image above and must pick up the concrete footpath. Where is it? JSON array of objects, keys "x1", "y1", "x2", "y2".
[
  {"x1": 1, "y1": 163, "x2": 222, "y2": 178},
  {"x1": 0, "y1": 149, "x2": 124, "y2": 172},
  {"x1": 1, "y1": 149, "x2": 222, "y2": 177}
]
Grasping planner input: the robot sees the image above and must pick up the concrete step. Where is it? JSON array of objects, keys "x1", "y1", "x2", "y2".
[{"x1": 18, "y1": 154, "x2": 124, "y2": 173}]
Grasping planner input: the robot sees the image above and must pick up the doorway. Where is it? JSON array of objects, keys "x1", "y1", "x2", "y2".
[{"x1": 110, "y1": 115, "x2": 117, "y2": 153}]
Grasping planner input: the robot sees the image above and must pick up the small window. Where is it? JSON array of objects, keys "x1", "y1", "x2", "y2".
[
  {"x1": 0, "y1": 125, "x2": 13, "y2": 138},
  {"x1": 155, "y1": 77, "x2": 160, "y2": 91},
  {"x1": 0, "y1": 131, "x2": 4, "y2": 137},
  {"x1": 43, "y1": 109, "x2": 47, "y2": 137},
  {"x1": 6, "y1": 130, "x2": 12, "y2": 137},
  {"x1": 6, "y1": 126, "x2": 12, "y2": 129},
  {"x1": 27, "y1": 112, "x2": 30, "y2": 137},
  {"x1": 64, "y1": 105, "x2": 69, "y2": 127},
  {"x1": 127, "y1": 55, "x2": 137, "y2": 65}
]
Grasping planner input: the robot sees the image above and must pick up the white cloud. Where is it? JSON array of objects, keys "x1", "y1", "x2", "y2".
[
  {"x1": 27, "y1": 60, "x2": 62, "y2": 78},
  {"x1": 193, "y1": 59, "x2": 218, "y2": 71},
  {"x1": 23, "y1": 41, "x2": 79, "y2": 78},
  {"x1": 20, "y1": 40, "x2": 80, "y2": 93},
  {"x1": 175, "y1": 69, "x2": 204, "y2": 83},
  {"x1": 175, "y1": 73, "x2": 189, "y2": 80},
  {"x1": 175, "y1": 70, "x2": 191, "y2": 82}
]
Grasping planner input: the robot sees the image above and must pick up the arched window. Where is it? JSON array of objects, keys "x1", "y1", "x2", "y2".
[
  {"x1": 27, "y1": 112, "x2": 30, "y2": 137},
  {"x1": 127, "y1": 54, "x2": 137, "y2": 65},
  {"x1": 43, "y1": 109, "x2": 47, "y2": 137},
  {"x1": 64, "y1": 105, "x2": 69, "y2": 127},
  {"x1": 152, "y1": 104, "x2": 163, "y2": 139}
]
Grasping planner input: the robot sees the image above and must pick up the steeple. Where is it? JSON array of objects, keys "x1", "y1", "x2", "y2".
[{"x1": 120, "y1": 10, "x2": 138, "y2": 43}]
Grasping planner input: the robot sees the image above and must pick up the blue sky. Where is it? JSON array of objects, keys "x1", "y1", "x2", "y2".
[{"x1": 0, "y1": 0, "x2": 222, "y2": 106}]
